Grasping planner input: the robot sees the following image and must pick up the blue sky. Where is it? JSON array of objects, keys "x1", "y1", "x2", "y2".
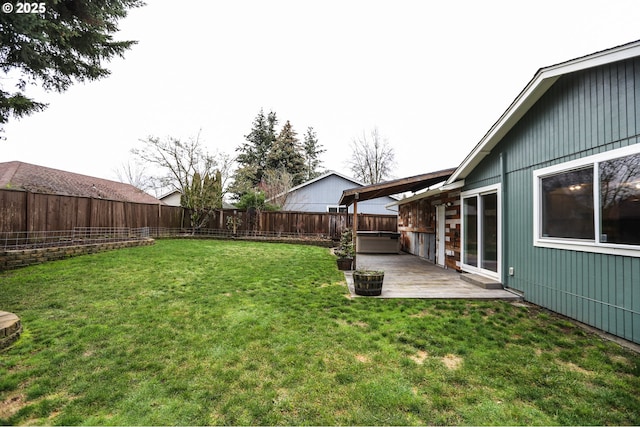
[{"x1": 2, "y1": 0, "x2": 640, "y2": 189}]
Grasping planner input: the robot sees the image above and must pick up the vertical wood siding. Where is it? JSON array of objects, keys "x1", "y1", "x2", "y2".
[{"x1": 464, "y1": 57, "x2": 640, "y2": 343}]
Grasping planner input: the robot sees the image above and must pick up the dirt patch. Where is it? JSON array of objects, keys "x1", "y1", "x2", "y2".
[
  {"x1": 355, "y1": 354, "x2": 370, "y2": 363},
  {"x1": 441, "y1": 354, "x2": 463, "y2": 370},
  {"x1": 610, "y1": 354, "x2": 632, "y2": 367},
  {"x1": 0, "y1": 393, "x2": 27, "y2": 420},
  {"x1": 558, "y1": 361, "x2": 593, "y2": 376},
  {"x1": 410, "y1": 310, "x2": 430, "y2": 318},
  {"x1": 410, "y1": 350, "x2": 429, "y2": 365}
]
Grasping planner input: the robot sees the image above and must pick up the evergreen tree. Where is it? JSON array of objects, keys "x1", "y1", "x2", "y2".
[
  {"x1": 0, "y1": 0, "x2": 144, "y2": 129},
  {"x1": 266, "y1": 120, "x2": 306, "y2": 186},
  {"x1": 181, "y1": 170, "x2": 223, "y2": 229},
  {"x1": 302, "y1": 126, "x2": 325, "y2": 181},
  {"x1": 231, "y1": 109, "x2": 278, "y2": 198}
]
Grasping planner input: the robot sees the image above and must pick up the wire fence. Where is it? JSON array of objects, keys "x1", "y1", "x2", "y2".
[
  {"x1": 0, "y1": 227, "x2": 333, "y2": 251},
  {"x1": 147, "y1": 227, "x2": 333, "y2": 240},
  {"x1": 0, "y1": 227, "x2": 151, "y2": 250}
]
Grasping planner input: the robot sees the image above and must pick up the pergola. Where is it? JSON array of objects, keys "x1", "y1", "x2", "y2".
[{"x1": 338, "y1": 168, "x2": 456, "y2": 259}]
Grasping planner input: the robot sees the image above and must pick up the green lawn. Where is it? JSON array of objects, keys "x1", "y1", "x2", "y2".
[{"x1": 1, "y1": 239, "x2": 639, "y2": 425}]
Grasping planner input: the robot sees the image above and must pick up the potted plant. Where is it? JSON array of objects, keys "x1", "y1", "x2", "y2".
[
  {"x1": 335, "y1": 229, "x2": 355, "y2": 270},
  {"x1": 353, "y1": 269, "x2": 385, "y2": 296}
]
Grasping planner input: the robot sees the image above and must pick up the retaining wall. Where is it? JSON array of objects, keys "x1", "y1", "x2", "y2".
[{"x1": 0, "y1": 238, "x2": 155, "y2": 271}]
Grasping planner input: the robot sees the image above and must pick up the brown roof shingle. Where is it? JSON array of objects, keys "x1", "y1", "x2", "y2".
[{"x1": 0, "y1": 161, "x2": 163, "y2": 204}]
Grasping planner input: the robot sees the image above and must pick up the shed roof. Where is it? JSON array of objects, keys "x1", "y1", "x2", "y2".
[
  {"x1": 0, "y1": 161, "x2": 163, "y2": 204},
  {"x1": 339, "y1": 168, "x2": 456, "y2": 206}
]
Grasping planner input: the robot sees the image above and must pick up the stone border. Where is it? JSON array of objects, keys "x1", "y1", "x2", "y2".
[
  {"x1": 0, "y1": 311, "x2": 22, "y2": 350},
  {"x1": 161, "y1": 234, "x2": 335, "y2": 247},
  {"x1": 0, "y1": 238, "x2": 155, "y2": 271}
]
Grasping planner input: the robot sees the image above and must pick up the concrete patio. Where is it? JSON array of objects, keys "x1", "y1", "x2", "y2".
[{"x1": 344, "y1": 253, "x2": 522, "y2": 300}]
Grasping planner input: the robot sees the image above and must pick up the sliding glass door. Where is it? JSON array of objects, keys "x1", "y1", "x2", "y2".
[
  {"x1": 481, "y1": 193, "x2": 498, "y2": 272},
  {"x1": 462, "y1": 185, "x2": 501, "y2": 279}
]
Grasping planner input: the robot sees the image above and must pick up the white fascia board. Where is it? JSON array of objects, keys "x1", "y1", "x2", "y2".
[
  {"x1": 389, "y1": 179, "x2": 464, "y2": 207},
  {"x1": 389, "y1": 181, "x2": 450, "y2": 206},
  {"x1": 448, "y1": 75, "x2": 558, "y2": 183},
  {"x1": 447, "y1": 40, "x2": 640, "y2": 184}
]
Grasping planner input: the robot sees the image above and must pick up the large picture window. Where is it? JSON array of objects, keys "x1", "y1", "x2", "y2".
[
  {"x1": 600, "y1": 153, "x2": 640, "y2": 245},
  {"x1": 534, "y1": 145, "x2": 640, "y2": 255},
  {"x1": 541, "y1": 167, "x2": 594, "y2": 239}
]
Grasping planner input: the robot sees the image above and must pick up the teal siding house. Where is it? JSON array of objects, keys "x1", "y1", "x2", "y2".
[{"x1": 447, "y1": 41, "x2": 640, "y2": 344}]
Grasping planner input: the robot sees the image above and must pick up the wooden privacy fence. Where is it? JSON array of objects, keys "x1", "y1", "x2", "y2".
[
  {"x1": 0, "y1": 189, "x2": 397, "y2": 240},
  {"x1": 0, "y1": 189, "x2": 185, "y2": 232},
  {"x1": 202, "y1": 209, "x2": 396, "y2": 239}
]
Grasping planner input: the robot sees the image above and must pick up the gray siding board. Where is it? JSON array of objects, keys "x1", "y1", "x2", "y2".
[
  {"x1": 282, "y1": 174, "x2": 397, "y2": 215},
  {"x1": 463, "y1": 57, "x2": 640, "y2": 344}
]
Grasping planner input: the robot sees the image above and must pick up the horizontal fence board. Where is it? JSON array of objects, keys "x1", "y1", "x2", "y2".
[{"x1": 0, "y1": 189, "x2": 397, "y2": 240}]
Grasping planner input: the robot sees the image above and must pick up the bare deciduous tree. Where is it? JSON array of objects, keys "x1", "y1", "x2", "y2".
[
  {"x1": 131, "y1": 132, "x2": 233, "y2": 199},
  {"x1": 261, "y1": 168, "x2": 294, "y2": 208},
  {"x1": 131, "y1": 132, "x2": 234, "y2": 229},
  {"x1": 346, "y1": 127, "x2": 396, "y2": 184},
  {"x1": 113, "y1": 161, "x2": 157, "y2": 195}
]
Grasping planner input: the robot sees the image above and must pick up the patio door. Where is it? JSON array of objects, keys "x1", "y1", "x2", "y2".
[
  {"x1": 461, "y1": 185, "x2": 501, "y2": 280},
  {"x1": 436, "y1": 204, "x2": 446, "y2": 266}
]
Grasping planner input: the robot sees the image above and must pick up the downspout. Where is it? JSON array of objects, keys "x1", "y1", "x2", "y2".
[
  {"x1": 500, "y1": 152, "x2": 508, "y2": 288},
  {"x1": 352, "y1": 192, "x2": 359, "y2": 270}
]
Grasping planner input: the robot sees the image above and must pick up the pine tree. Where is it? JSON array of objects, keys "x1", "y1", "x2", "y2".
[
  {"x1": 231, "y1": 109, "x2": 278, "y2": 198},
  {"x1": 302, "y1": 127, "x2": 325, "y2": 181},
  {"x1": 266, "y1": 120, "x2": 306, "y2": 186},
  {"x1": 0, "y1": 0, "x2": 144, "y2": 129}
]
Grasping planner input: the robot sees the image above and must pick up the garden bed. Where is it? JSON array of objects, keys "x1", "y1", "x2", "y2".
[{"x1": 0, "y1": 238, "x2": 155, "y2": 271}]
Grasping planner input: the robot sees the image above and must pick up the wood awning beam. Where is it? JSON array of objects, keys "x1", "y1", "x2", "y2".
[{"x1": 339, "y1": 168, "x2": 456, "y2": 206}]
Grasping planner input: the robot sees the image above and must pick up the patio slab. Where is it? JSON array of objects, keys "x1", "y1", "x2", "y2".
[{"x1": 344, "y1": 253, "x2": 522, "y2": 300}]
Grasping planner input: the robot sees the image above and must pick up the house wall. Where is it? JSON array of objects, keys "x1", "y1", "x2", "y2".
[
  {"x1": 282, "y1": 174, "x2": 398, "y2": 214},
  {"x1": 463, "y1": 57, "x2": 640, "y2": 343},
  {"x1": 398, "y1": 190, "x2": 461, "y2": 270},
  {"x1": 161, "y1": 192, "x2": 182, "y2": 207}
]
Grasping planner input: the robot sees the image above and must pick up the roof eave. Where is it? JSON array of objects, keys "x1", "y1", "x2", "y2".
[{"x1": 447, "y1": 40, "x2": 640, "y2": 184}]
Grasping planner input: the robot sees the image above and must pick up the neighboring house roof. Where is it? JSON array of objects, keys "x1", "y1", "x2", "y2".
[
  {"x1": 271, "y1": 170, "x2": 400, "y2": 202},
  {"x1": 273, "y1": 170, "x2": 362, "y2": 198},
  {"x1": 447, "y1": 39, "x2": 640, "y2": 184},
  {"x1": 0, "y1": 161, "x2": 163, "y2": 204}
]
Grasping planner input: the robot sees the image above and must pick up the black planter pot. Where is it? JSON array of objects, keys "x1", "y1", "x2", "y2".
[
  {"x1": 336, "y1": 258, "x2": 353, "y2": 270},
  {"x1": 353, "y1": 271, "x2": 384, "y2": 296}
]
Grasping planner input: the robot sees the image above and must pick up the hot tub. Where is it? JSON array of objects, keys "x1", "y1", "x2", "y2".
[{"x1": 356, "y1": 231, "x2": 401, "y2": 254}]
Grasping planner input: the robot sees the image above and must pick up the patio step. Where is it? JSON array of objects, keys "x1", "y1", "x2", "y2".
[{"x1": 461, "y1": 273, "x2": 503, "y2": 289}]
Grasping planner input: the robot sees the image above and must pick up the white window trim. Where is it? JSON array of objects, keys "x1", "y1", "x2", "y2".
[
  {"x1": 460, "y1": 183, "x2": 502, "y2": 281},
  {"x1": 327, "y1": 205, "x2": 347, "y2": 213},
  {"x1": 533, "y1": 143, "x2": 640, "y2": 257}
]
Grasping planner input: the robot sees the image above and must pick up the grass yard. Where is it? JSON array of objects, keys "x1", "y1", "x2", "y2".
[{"x1": 1, "y1": 239, "x2": 639, "y2": 425}]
